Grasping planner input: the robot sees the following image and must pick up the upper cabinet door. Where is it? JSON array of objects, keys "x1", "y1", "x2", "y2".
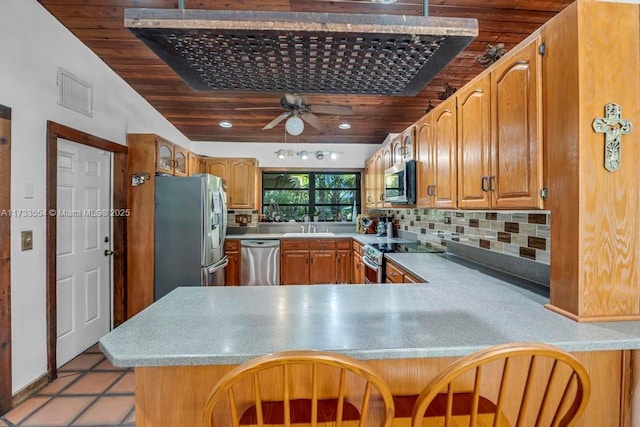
[
  {"x1": 391, "y1": 136, "x2": 403, "y2": 165},
  {"x1": 491, "y1": 37, "x2": 543, "y2": 209},
  {"x1": 206, "y1": 159, "x2": 229, "y2": 180},
  {"x1": 374, "y1": 151, "x2": 384, "y2": 207},
  {"x1": 432, "y1": 98, "x2": 458, "y2": 209},
  {"x1": 173, "y1": 146, "x2": 189, "y2": 177},
  {"x1": 228, "y1": 159, "x2": 256, "y2": 209},
  {"x1": 402, "y1": 126, "x2": 416, "y2": 161},
  {"x1": 457, "y1": 74, "x2": 492, "y2": 209},
  {"x1": 156, "y1": 140, "x2": 174, "y2": 174},
  {"x1": 416, "y1": 115, "x2": 433, "y2": 208}
]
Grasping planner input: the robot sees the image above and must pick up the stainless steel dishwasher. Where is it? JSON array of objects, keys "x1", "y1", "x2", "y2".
[{"x1": 240, "y1": 240, "x2": 281, "y2": 285}]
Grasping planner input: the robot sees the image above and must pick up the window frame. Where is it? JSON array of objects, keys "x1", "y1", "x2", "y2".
[{"x1": 261, "y1": 170, "x2": 361, "y2": 222}]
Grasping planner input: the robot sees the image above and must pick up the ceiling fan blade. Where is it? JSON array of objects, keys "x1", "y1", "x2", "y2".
[
  {"x1": 300, "y1": 112, "x2": 329, "y2": 133},
  {"x1": 284, "y1": 93, "x2": 303, "y2": 107},
  {"x1": 263, "y1": 111, "x2": 291, "y2": 130},
  {"x1": 308, "y1": 104, "x2": 353, "y2": 115},
  {"x1": 234, "y1": 106, "x2": 284, "y2": 111}
]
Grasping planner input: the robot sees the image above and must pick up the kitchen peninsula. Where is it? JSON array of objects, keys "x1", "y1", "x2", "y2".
[{"x1": 100, "y1": 253, "x2": 640, "y2": 426}]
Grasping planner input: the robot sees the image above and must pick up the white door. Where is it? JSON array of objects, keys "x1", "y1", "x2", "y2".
[{"x1": 56, "y1": 139, "x2": 112, "y2": 368}]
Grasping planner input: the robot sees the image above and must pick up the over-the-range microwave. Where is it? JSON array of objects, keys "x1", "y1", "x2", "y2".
[{"x1": 384, "y1": 160, "x2": 416, "y2": 204}]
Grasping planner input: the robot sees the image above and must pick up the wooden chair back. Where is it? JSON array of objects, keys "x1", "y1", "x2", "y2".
[
  {"x1": 410, "y1": 343, "x2": 590, "y2": 427},
  {"x1": 204, "y1": 350, "x2": 395, "y2": 427}
]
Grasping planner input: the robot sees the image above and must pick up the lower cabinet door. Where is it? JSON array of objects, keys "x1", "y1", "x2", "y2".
[
  {"x1": 310, "y1": 251, "x2": 336, "y2": 284},
  {"x1": 226, "y1": 252, "x2": 239, "y2": 286},
  {"x1": 281, "y1": 251, "x2": 310, "y2": 285},
  {"x1": 336, "y1": 250, "x2": 351, "y2": 284}
]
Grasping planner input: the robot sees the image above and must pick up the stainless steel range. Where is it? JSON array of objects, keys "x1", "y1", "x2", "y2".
[{"x1": 362, "y1": 242, "x2": 445, "y2": 284}]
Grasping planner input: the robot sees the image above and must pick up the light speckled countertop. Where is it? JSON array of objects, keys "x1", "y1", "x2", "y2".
[{"x1": 100, "y1": 253, "x2": 640, "y2": 367}]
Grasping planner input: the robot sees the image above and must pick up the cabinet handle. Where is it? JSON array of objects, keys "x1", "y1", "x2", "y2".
[
  {"x1": 481, "y1": 176, "x2": 488, "y2": 192},
  {"x1": 380, "y1": 193, "x2": 384, "y2": 201},
  {"x1": 488, "y1": 175, "x2": 496, "y2": 192},
  {"x1": 389, "y1": 271, "x2": 397, "y2": 276},
  {"x1": 367, "y1": 196, "x2": 372, "y2": 202}
]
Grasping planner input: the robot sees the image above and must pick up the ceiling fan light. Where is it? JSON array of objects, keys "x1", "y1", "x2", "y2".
[
  {"x1": 316, "y1": 151, "x2": 324, "y2": 160},
  {"x1": 338, "y1": 123, "x2": 351, "y2": 130},
  {"x1": 285, "y1": 116, "x2": 304, "y2": 135},
  {"x1": 330, "y1": 152, "x2": 338, "y2": 160},
  {"x1": 219, "y1": 120, "x2": 233, "y2": 128},
  {"x1": 275, "y1": 149, "x2": 286, "y2": 159},
  {"x1": 300, "y1": 151, "x2": 309, "y2": 160}
]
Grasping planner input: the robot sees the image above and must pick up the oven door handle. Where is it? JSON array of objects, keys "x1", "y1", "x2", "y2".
[{"x1": 362, "y1": 256, "x2": 380, "y2": 271}]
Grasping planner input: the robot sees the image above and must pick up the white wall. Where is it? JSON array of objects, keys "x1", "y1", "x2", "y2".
[
  {"x1": 0, "y1": 0, "x2": 190, "y2": 393},
  {"x1": 191, "y1": 141, "x2": 381, "y2": 169}
]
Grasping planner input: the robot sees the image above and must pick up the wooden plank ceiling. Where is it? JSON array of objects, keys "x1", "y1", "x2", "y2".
[{"x1": 37, "y1": 0, "x2": 573, "y2": 144}]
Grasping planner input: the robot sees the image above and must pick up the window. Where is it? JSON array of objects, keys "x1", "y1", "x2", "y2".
[{"x1": 262, "y1": 172, "x2": 361, "y2": 222}]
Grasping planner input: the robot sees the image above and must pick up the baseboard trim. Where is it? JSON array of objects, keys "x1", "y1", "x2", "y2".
[
  {"x1": 545, "y1": 304, "x2": 640, "y2": 322},
  {"x1": 10, "y1": 373, "x2": 49, "y2": 409}
]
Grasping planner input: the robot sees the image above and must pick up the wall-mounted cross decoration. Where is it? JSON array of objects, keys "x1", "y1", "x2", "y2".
[{"x1": 592, "y1": 103, "x2": 632, "y2": 172}]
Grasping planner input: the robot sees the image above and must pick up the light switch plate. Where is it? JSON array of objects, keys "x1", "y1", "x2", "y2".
[{"x1": 21, "y1": 230, "x2": 33, "y2": 251}]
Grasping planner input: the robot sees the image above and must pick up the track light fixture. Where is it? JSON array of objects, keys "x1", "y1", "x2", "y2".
[
  {"x1": 276, "y1": 149, "x2": 286, "y2": 159},
  {"x1": 316, "y1": 151, "x2": 324, "y2": 160}
]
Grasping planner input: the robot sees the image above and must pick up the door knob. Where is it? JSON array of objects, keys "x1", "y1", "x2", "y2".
[{"x1": 104, "y1": 249, "x2": 114, "y2": 256}]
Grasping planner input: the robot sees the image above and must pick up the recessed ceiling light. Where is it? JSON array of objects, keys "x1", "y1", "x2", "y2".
[
  {"x1": 330, "y1": 152, "x2": 338, "y2": 160},
  {"x1": 300, "y1": 151, "x2": 309, "y2": 160},
  {"x1": 219, "y1": 121, "x2": 232, "y2": 128},
  {"x1": 338, "y1": 123, "x2": 351, "y2": 130},
  {"x1": 376, "y1": 0, "x2": 397, "y2": 4}
]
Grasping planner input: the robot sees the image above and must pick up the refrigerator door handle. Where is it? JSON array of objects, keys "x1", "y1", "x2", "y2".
[{"x1": 208, "y1": 256, "x2": 229, "y2": 274}]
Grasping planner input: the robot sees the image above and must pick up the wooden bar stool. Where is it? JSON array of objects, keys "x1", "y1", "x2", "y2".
[
  {"x1": 393, "y1": 343, "x2": 591, "y2": 427},
  {"x1": 203, "y1": 350, "x2": 395, "y2": 427}
]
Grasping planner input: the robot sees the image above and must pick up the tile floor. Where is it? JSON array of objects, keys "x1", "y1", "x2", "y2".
[{"x1": 1, "y1": 343, "x2": 135, "y2": 426}]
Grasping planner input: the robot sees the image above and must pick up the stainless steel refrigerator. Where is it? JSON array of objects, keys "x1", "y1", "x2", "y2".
[{"x1": 154, "y1": 174, "x2": 227, "y2": 300}]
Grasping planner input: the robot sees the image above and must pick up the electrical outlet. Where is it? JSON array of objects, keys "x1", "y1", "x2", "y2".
[{"x1": 21, "y1": 230, "x2": 33, "y2": 251}]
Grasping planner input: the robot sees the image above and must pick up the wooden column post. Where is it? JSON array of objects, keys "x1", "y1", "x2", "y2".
[{"x1": 543, "y1": 0, "x2": 640, "y2": 321}]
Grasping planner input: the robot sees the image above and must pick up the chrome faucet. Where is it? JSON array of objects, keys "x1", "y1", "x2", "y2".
[{"x1": 300, "y1": 225, "x2": 305, "y2": 233}]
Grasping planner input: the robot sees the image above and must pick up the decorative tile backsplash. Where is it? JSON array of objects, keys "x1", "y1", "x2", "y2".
[{"x1": 379, "y1": 209, "x2": 551, "y2": 265}]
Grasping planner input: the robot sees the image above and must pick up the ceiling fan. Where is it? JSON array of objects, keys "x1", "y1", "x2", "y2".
[{"x1": 235, "y1": 94, "x2": 353, "y2": 134}]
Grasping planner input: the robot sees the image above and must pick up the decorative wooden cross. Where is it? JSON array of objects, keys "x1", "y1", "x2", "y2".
[{"x1": 592, "y1": 103, "x2": 632, "y2": 172}]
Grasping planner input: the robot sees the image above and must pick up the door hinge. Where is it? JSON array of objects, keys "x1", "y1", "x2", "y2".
[
  {"x1": 539, "y1": 43, "x2": 546, "y2": 56},
  {"x1": 540, "y1": 187, "x2": 548, "y2": 200}
]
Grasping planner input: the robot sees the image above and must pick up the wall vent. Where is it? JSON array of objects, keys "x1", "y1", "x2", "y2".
[{"x1": 57, "y1": 68, "x2": 93, "y2": 117}]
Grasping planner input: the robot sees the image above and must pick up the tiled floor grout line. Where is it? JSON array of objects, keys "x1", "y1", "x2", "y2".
[
  {"x1": 5, "y1": 396, "x2": 52, "y2": 427},
  {"x1": 120, "y1": 406, "x2": 135, "y2": 425},
  {"x1": 65, "y1": 395, "x2": 101, "y2": 427},
  {"x1": 51, "y1": 368, "x2": 131, "y2": 427}
]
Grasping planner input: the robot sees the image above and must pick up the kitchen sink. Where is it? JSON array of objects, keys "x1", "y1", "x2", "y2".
[{"x1": 282, "y1": 232, "x2": 335, "y2": 237}]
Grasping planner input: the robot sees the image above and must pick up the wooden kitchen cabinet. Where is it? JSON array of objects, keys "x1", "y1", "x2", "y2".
[
  {"x1": 416, "y1": 114, "x2": 433, "y2": 208},
  {"x1": 364, "y1": 158, "x2": 376, "y2": 208},
  {"x1": 490, "y1": 36, "x2": 543, "y2": 209},
  {"x1": 352, "y1": 241, "x2": 365, "y2": 284},
  {"x1": 156, "y1": 137, "x2": 188, "y2": 176},
  {"x1": 281, "y1": 240, "x2": 310, "y2": 285},
  {"x1": 224, "y1": 240, "x2": 239, "y2": 286},
  {"x1": 386, "y1": 259, "x2": 422, "y2": 284},
  {"x1": 336, "y1": 240, "x2": 351, "y2": 284},
  {"x1": 457, "y1": 74, "x2": 492, "y2": 209},
  {"x1": 188, "y1": 152, "x2": 202, "y2": 176},
  {"x1": 310, "y1": 251, "x2": 336, "y2": 284},
  {"x1": 281, "y1": 239, "x2": 351, "y2": 285},
  {"x1": 416, "y1": 98, "x2": 457, "y2": 209},
  {"x1": 203, "y1": 158, "x2": 258, "y2": 209},
  {"x1": 281, "y1": 251, "x2": 310, "y2": 285}
]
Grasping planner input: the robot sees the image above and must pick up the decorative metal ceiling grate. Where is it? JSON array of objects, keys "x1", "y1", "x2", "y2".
[{"x1": 125, "y1": 10, "x2": 478, "y2": 96}]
